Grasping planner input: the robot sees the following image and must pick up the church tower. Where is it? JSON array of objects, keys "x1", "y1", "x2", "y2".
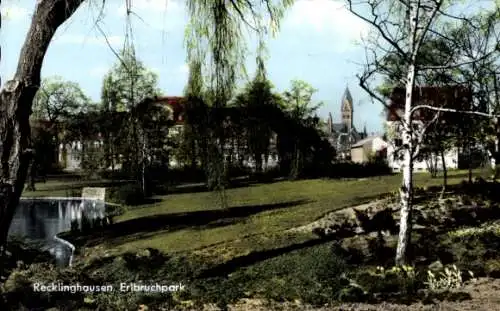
[{"x1": 341, "y1": 86, "x2": 353, "y2": 132}]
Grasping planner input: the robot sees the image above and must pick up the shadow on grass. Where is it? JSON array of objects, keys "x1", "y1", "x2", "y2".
[
  {"x1": 67, "y1": 199, "x2": 311, "y2": 247},
  {"x1": 198, "y1": 236, "x2": 337, "y2": 278},
  {"x1": 162, "y1": 176, "x2": 286, "y2": 196},
  {"x1": 164, "y1": 180, "x2": 257, "y2": 195}
]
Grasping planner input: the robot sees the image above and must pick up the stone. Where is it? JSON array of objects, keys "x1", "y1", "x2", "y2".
[
  {"x1": 428, "y1": 260, "x2": 444, "y2": 272},
  {"x1": 82, "y1": 187, "x2": 106, "y2": 201}
]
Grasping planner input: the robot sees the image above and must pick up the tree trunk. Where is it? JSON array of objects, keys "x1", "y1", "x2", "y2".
[
  {"x1": 27, "y1": 160, "x2": 36, "y2": 192},
  {"x1": 395, "y1": 115, "x2": 415, "y2": 266},
  {"x1": 468, "y1": 140, "x2": 473, "y2": 183},
  {"x1": 395, "y1": 1, "x2": 418, "y2": 265},
  {"x1": 441, "y1": 149, "x2": 447, "y2": 191},
  {"x1": 426, "y1": 152, "x2": 438, "y2": 178},
  {"x1": 0, "y1": 0, "x2": 84, "y2": 254},
  {"x1": 492, "y1": 72, "x2": 500, "y2": 180},
  {"x1": 141, "y1": 128, "x2": 147, "y2": 197}
]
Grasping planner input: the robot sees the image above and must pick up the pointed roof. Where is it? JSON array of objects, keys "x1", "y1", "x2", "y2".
[
  {"x1": 326, "y1": 112, "x2": 333, "y2": 134},
  {"x1": 342, "y1": 86, "x2": 353, "y2": 110}
]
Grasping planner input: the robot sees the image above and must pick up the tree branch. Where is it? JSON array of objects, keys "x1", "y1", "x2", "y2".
[
  {"x1": 411, "y1": 105, "x2": 500, "y2": 118},
  {"x1": 229, "y1": 0, "x2": 258, "y2": 32},
  {"x1": 412, "y1": 112, "x2": 440, "y2": 160},
  {"x1": 420, "y1": 48, "x2": 498, "y2": 70},
  {"x1": 346, "y1": 0, "x2": 409, "y2": 61}
]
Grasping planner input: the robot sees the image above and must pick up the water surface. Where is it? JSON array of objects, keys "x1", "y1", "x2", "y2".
[{"x1": 8, "y1": 198, "x2": 107, "y2": 266}]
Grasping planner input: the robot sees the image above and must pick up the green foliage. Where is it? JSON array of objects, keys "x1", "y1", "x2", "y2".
[
  {"x1": 185, "y1": 0, "x2": 294, "y2": 105},
  {"x1": 278, "y1": 79, "x2": 327, "y2": 179},
  {"x1": 183, "y1": 0, "x2": 295, "y2": 208},
  {"x1": 101, "y1": 49, "x2": 161, "y2": 112},
  {"x1": 30, "y1": 77, "x2": 92, "y2": 181},
  {"x1": 32, "y1": 76, "x2": 91, "y2": 122},
  {"x1": 105, "y1": 203, "x2": 126, "y2": 219},
  {"x1": 353, "y1": 265, "x2": 422, "y2": 297},
  {"x1": 282, "y1": 79, "x2": 322, "y2": 120},
  {"x1": 425, "y1": 264, "x2": 474, "y2": 292},
  {"x1": 233, "y1": 75, "x2": 281, "y2": 173},
  {"x1": 108, "y1": 184, "x2": 147, "y2": 206},
  {"x1": 80, "y1": 142, "x2": 106, "y2": 180}
]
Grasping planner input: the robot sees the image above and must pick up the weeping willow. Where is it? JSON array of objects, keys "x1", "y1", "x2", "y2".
[{"x1": 184, "y1": 0, "x2": 294, "y2": 208}]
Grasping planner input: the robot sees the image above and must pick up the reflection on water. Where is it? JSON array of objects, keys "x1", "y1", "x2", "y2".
[{"x1": 8, "y1": 199, "x2": 107, "y2": 266}]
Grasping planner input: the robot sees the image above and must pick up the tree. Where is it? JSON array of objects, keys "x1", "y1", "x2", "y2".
[
  {"x1": 347, "y1": 0, "x2": 500, "y2": 265},
  {"x1": 175, "y1": 61, "x2": 206, "y2": 170},
  {"x1": 281, "y1": 79, "x2": 323, "y2": 179},
  {"x1": 101, "y1": 49, "x2": 161, "y2": 112},
  {"x1": 100, "y1": 48, "x2": 163, "y2": 194},
  {"x1": 32, "y1": 76, "x2": 90, "y2": 122},
  {"x1": 28, "y1": 77, "x2": 92, "y2": 189},
  {"x1": 0, "y1": 0, "x2": 294, "y2": 254},
  {"x1": 234, "y1": 74, "x2": 280, "y2": 174}
]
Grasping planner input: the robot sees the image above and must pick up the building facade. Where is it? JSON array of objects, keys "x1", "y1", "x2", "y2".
[
  {"x1": 350, "y1": 136, "x2": 388, "y2": 164},
  {"x1": 384, "y1": 86, "x2": 471, "y2": 172},
  {"x1": 324, "y1": 87, "x2": 365, "y2": 160}
]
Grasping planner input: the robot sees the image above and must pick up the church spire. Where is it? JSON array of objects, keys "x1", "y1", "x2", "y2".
[
  {"x1": 341, "y1": 85, "x2": 354, "y2": 132},
  {"x1": 342, "y1": 86, "x2": 353, "y2": 109}
]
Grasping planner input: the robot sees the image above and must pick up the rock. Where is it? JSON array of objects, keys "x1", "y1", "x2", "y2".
[
  {"x1": 82, "y1": 187, "x2": 106, "y2": 201},
  {"x1": 136, "y1": 249, "x2": 151, "y2": 258},
  {"x1": 428, "y1": 260, "x2": 444, "y2": 272}
]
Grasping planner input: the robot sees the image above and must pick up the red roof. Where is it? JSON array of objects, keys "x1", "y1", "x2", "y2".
[
  {"x1": 386, "y1": 85, "x2": 472, "y2": 121},
  {"x1": 153, "y1": 96, "x2": 185, "y2": 125}
]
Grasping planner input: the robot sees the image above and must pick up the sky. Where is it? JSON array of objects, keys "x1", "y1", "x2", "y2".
[{"x1": 1, "y1": 0, "x2": 385, "y2": 133}]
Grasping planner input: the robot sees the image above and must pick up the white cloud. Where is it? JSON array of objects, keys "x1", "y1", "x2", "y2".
[
  {"x1": 284, "y1": 0, "x2": 370, "y2": 50},
  {"x1": 53, "y1": 34, "x2": 125, "y2": 47},
  {"x1": 177, "y1": 63, "x2": 189, "y2": 75},
  {"x1": 89, "y1": 66, "x2": 110, "y2": 77},
  {"x1": 1, "y1": 4, "x2": 29, "y2": 22}
]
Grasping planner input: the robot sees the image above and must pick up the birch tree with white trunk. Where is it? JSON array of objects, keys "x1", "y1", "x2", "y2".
[{"x1": 346, "y1": 0, "x2": 500, "y2": 265}]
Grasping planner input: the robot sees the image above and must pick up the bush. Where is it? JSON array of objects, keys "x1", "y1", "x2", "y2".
[
  {"x1": 425, "y1": 264, "x2": 467, "y2": 292},
  {"x1": 350, "y1": 265, "x2": 423, "y2": 300},
  {"x1": 108, "y1": 184, "x2": 146, "y2": 206},
  {"x1": 105, "y1": 204, "x2": 126, "y2": 219}
]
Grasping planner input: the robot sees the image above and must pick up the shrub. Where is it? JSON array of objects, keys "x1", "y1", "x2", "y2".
[
  {"x1": 81, "y1": 214, "x2": 92, "y2": 233},
  {"x1": 425, "y1": 264, "x2": 470, "y2": 292},
  {"x1": 108, "y1": 184, "x2": 146, "y2": 206},
  {"x1": 353, "y1": 265, "x2": 422, "y2": 297},
  {"x1": 105, "y1": 204, "x2": 126, "y2": 219}
]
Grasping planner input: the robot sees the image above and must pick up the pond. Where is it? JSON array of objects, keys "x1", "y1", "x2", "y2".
[{"x1": 8, "y1": 198, "x2": 109, "y2": 267}]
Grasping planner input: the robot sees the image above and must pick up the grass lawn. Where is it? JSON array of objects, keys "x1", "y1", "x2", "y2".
[
  {"x1": 12, "y1": 169, "x2": 500, "y2": 310},
  {"x1": 21, "y1": 176, "x2": 131, "y2": 198},
  {"x1": 50, "y1": 169, "x2": 482, "y2": 265}
]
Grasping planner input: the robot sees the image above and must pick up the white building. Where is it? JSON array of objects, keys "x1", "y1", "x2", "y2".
[
  {"x1": 385, "y1": 122, "x2": 459, "y2": 172},
  {"x1": 383, "y1": 85, "x2": 470, "y2": 173},
  {"x1": 350, "y1": 136, "x2": 388, "y2": 164}
]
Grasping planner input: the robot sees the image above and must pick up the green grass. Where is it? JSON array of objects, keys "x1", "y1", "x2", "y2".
[
  {"x1": 8, "y1": 169, "x2": 497, "y2": 309},
  {"x1": 58, "y1": 170, "x2": 480, "y2": 264},
  {"x1": 21, "y1": 177, "x2": 129, "y2": 198}
]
